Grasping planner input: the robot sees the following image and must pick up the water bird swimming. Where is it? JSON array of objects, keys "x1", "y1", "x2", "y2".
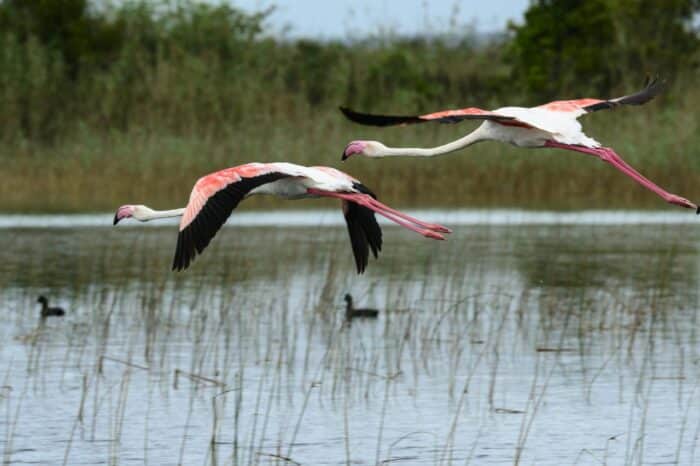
[
  {"x1": 37, "y1": 296, "x2": 65, "y2": 318},
  {"x1": 344, "y1": 293, "x2": 379, "y2": 321},
  {"x1": 113, "y1": 162, "x2": 450, "y2": 273},
  {"x1": 341, "y1": 77, "x2": 697, "y2": 212}
]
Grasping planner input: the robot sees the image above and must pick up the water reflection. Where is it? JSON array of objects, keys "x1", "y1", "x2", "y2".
[{"x1": 510, "y1": 224, "x2": 698, "y2": 293}]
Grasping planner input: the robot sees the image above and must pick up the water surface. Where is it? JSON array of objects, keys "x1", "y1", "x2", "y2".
[{"x1": 1, "y1": 210, "x2": 699, "y2": 465}]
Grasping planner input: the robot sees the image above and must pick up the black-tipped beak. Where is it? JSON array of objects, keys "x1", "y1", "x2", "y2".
[
  {"x1": 341, "y1": 151, "x2": 348, "y2": 161},
  {"x1": 113, "y1": 212, "x2": 120, "y2": 225},
  {"x1": 696, "y1": 206, "x2": 699, "y2": 215}
]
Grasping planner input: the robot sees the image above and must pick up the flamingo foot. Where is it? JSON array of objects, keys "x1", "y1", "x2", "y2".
[
  {"x1": 363, "y1": 197, "x2": 452, "y2": 233},
  {"x1": 423, "y1": 230, "x2": 446, "y2": 240},
  {"x1": 428, "y1": 225, "x2": 452, "y2": 234},
  {"x1": 666, "y1": 194, "x2": 697, "y2": 211}
]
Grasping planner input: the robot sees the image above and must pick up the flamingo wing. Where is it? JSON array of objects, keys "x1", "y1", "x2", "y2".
[
  {"x1": 173, "y1": 164, "x2": 293, "y2": 271},
  {"x1": 540, "y1": 76, "x2": 664, "y2": 114},
  {"x1": 339, "y1": 106, "x2": 515, "y2": 127},
  {"x1": 342, "y1": 183, "x2": 382, "y2": 273},
  {"x1": 583, "y1": 76, "x2": 664, "y2": 112}
]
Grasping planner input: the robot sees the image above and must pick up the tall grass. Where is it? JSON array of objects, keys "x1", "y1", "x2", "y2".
[{"x1": 1, "y1": 102, "x2": 699, "y2": 212}]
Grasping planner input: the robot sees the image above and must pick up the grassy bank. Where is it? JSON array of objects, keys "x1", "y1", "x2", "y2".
[{"x1": 2, "y1": 97, "x2": 699, "y2": 213}]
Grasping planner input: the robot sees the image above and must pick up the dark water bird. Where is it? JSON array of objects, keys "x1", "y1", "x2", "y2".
[
  {"x1": 37, "y1": 296, "x2": 65, "y2": 319},
  {"x1": 344, "y1": 293, "x2": 379, "y2": 321}
]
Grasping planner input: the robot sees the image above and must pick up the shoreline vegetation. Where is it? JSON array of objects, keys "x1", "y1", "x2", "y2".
[{"x1": 1, "y1": 0, "x2": 698, "y2": 212}]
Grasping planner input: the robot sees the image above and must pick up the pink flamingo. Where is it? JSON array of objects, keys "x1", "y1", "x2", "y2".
[
  {"x1": 113, "y1": 162, "x2": 450, "y2": 272},
  {"x1": 341, "y1": 77, "x2": 697, "y2": 212}
]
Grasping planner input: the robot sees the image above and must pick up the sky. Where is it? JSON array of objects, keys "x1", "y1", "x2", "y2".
[{"x1": 225, "y1": 0, "x2": 530, "y2": 39}]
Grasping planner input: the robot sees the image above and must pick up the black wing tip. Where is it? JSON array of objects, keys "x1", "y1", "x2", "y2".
[
  {"x1": 344, "y1": 199, "x2": 382, "y2": 274},
  {"x1": 351, "y1": 184, "x2": 383, "y2": 259},
  {"x1": 644, "y1": 74, "x2": 664, "y2": 88},
  {"x1": 639, "y1": 74, "x2": 665, "y2": 98},
  {"x1": 339, "y1": 106, "x2": 364, "y2": 121},
  {"x1": 338, "y1": 106, "x2": 423, "y2": 127},
  {"x1": 172, "y1": 229, "x2": 193, "y2": 271},
  {"x1": 585, "y1": 75, "x2": 666, "y2": 112},
  {"x1": 171, "y1": 258, "x2": 189, "y2": 271},
  {"x1": 623, "y1": 74, "x2": 666, "y2": 105},
  {"x1": 352, "y1": 182, "x2": 377, "y2": 199}
]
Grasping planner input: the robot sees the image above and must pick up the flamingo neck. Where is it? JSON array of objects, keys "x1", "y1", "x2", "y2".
[
  {"x1": 136, "y1": 207, "x2": 185, "y2": 222},
  {"x1": 375, "y1": 126, "x2": 487, "y2": 158}
]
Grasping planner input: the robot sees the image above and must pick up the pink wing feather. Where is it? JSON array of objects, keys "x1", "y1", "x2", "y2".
[
  {"x1": 340, "y1": 77, "x2": 662, "y2": 127},
  {"x1": 538, "y1": 99, "x2": 603, "y2": 113},
  {"x1": 540, "y1": 77, "x2": 663, "y2": 114},
  {"x1": 180, "y1": 163, "x2": 271, "y2": 231},
  {"x1": 419, "y1": 107, "x2": 512, "y2": 121},
  {"x1": 174, "y1": 163, "x2": 292, "y2": 270}
]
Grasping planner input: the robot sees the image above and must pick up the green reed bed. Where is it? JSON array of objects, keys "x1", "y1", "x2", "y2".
[{"x1": 2, "y1": 100, "x2": 699, "y2": 213}]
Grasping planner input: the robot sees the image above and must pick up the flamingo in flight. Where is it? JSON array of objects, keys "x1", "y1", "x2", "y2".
[
  {"x1": 340, "y1": 77, "x2": 698, "y2": 212},
  {"x1": 113, "y1": 162, "x2": 450, "y2": 273}
]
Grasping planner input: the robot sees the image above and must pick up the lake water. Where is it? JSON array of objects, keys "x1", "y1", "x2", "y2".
[{"x1": 1, "y1": 210, "x2": 699, "y2": 465}]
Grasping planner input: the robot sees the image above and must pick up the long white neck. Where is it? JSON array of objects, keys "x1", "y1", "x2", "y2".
[
  {"x1": 136, "y1": 207, "x2": 185, "y2": 222},
  {"x1": 375, "y1": 126, "x2": 487, "y2": 158}
]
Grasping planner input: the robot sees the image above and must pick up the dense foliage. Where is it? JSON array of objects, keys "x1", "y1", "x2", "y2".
[
  {"x1": 508, "y1": 0, "x2": 700, "y2": 99},
  {"x1": 0, "y1": 0, "x2": 695, "y2": 143}
]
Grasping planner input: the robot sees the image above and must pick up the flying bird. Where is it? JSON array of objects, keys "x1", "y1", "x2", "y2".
[
  {"x1": 113, "y1": 162, "x2": 450, "y2": 273},
  {"x1": 340, "y1": 77, "x2": 697, "y2": 212}
]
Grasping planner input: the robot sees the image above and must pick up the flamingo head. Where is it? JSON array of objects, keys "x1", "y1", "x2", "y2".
[
  {"x1": 344, "y1": 293, "x2": 352, "y2": 303},
  {"x1": 113, "y1": 204, "x2": 148, "y2": 225},
  {"x1": 341, "y1": 140, "x2": 385, "y2": 160}
]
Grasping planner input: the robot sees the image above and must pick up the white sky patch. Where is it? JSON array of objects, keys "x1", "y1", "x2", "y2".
[{"x1": 207, "y1": 0, "x2": 529, "y2": 39}]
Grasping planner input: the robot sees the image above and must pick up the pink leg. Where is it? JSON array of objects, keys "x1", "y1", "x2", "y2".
[
  {"x1": 544, "y1": 141, "x2": 698, "y2": 212},
  {"x1": 359, "y1": 199, "x2": 447, "y2": 240},
  {"x1": 307, "y1": 189, "x2": 446, "y2": 240},
  {"x1": 339, "y1": 192, "x2": 446, "y2": 239},
  {"x1": 364, "y1": 196, "x2": 452, "y2": 233}
]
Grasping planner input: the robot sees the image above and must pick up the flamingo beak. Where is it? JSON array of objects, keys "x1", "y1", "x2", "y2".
[
  {"x1": 113, "y1": 205, "x2": 134, "y2": 225},
  {"x1": 342, "y1": 141, "x2": 366, "y2": 161}
]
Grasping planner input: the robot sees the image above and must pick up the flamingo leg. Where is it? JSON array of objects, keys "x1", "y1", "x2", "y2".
[
  {"x1": 363, "y1": 196, "x2": 452, "y2": 233},
  {"x1": 307, "y1": 189, "x2": 446, "y2": 240},
  {"x1": 360, "y1": 200, "x2": 446, "y2": 239},
  {"x1": 545, "y1": 141, "x2": 698, "y2": 212},
  {"x1": 353, "y1": 196, "x2": 447, "y2": 239}
]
